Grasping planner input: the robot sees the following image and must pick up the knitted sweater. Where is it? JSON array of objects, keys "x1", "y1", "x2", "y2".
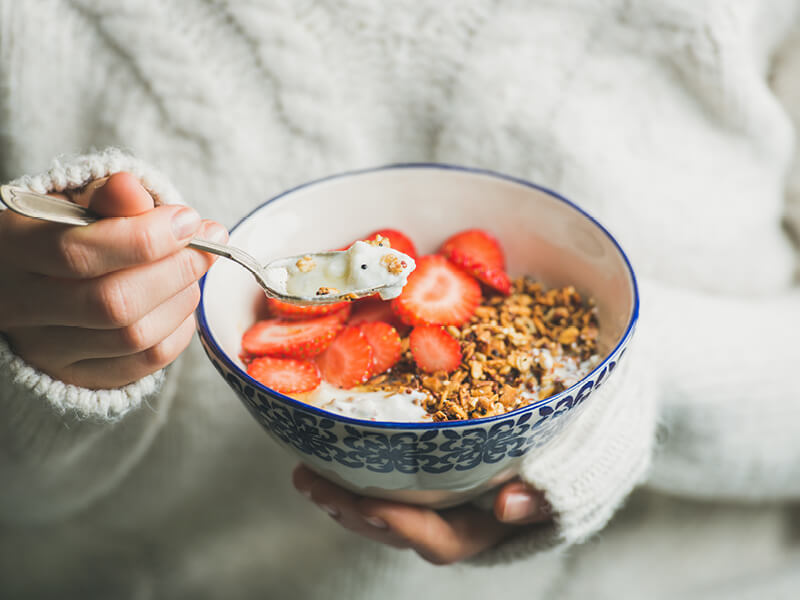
[{"x1": 1, "y1": 1, "x2": 799, "y2": 598}]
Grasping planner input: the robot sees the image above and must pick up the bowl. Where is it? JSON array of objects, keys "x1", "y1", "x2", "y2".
[{"x1": 196, "y1": 164, "x2": 639, "y2": 508}]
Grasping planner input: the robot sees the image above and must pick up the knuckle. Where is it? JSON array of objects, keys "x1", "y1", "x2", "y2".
[
  {"x1": 131, "y1": 226, "x2": 161, "y2": 264},
  {"x1": 143, "y1": 340, "x2": 173, "y2": 369},
  {"x1": 144, "y1": 322, "x2": 191, "y2": 369},
  {"x1": 58, "y1": 235, "x2": 95, "y2": 277},
  {"x1": 93, "y1": 278, "x2": 136, "y2": 327},
  {"x1": 118, "y1": 320, "x2": 152, "y2": 353}
]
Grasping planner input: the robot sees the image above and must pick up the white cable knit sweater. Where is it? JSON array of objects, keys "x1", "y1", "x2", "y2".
[{"x1": 1, "y1": 1, "x2": 799, "y2": 598}]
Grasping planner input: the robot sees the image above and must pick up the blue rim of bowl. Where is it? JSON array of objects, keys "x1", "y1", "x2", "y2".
[{"x1": 197, "y1": 163, "x2": 640, "y2": 430}]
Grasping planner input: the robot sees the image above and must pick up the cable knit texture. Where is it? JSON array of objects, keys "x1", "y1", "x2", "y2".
[{"x1": 0, "y1": 1, "x2": 799, "y2": 598}]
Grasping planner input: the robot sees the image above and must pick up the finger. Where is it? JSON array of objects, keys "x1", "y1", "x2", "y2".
[
  {"x1": 85, "y1": 172, "x2": 153, "y2": 216},
  {"x1": 357, "y1": 498, "x2": 515, "y2": 565},
  {"x1": 58, "y1": 313, "x2": 197, "y2": 388},
  {"x1": 0, "y1": 202, "x2": 206, "y2": 278},
  {"x1": 292, "y1": 466, "x2": 410, "y2": 549},
  {"x1": 6, "y1": 283, "x2": 201, "y2": 368},
  {"x1": 3, "y1": 221, "x2": 225, "y2": 328},
  {"x1": 493, "y1": 481, "x2": 552, "y2": 524}
]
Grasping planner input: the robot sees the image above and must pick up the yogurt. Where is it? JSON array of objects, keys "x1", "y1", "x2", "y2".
[
  {"x1": 302, "y1": 381, "x2": 431, "y2": 422},
  {"x1": 264, "y1": 241, "x2": 416, "y2": 300}
]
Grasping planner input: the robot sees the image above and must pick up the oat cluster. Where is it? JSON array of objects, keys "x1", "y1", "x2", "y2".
[
  {"x1": 367, "y1": 235, "x2": 390, "y2": 248},
  {"x1": 362, "y1": 278, "x2": 600, "y2": 421},
  {"x1": 295, "y1": 255, "x2": 316, "y2": 272},
  {"x1": 380, "y1": 253, "x2": 405, "y2": 274}
]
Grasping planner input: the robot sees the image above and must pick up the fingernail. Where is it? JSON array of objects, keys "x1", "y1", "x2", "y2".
[
  {"x1": 363, "y1": 516, "x2": 387, "y2": 529},
  {"x1": 171, "y1": 208, "x2": 201, "y2": 240},
  {"x1": 199, "y1": 222, "x2": 229, "y2": 243},
  {"x1": 318, "y1": 504, "x2": 339, "y2": 518},
  {"x1": 298, "y1": 489, "x2": 312, "y2": 500},
  {"x1": 501, "y1": 492, "x2": 538, "y2": 522}
]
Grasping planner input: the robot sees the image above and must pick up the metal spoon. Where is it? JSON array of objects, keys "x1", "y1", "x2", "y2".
[{"x1": 0, "y1": 185, "x2": 391, "y2": 306}]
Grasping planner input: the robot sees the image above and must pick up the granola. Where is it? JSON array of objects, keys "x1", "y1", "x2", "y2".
[
  {"x1": 295, "y1": 255, "x2": 316, "y2": 272},
  {"x1": 315, "y1": 286, "x2": 339, "y2": 295},
  {"x1": 359, "y1": 277, "x2": 600, "y2": 421},
  {"x1": 380, "y1": 253, "x2": 406, "y2": 275}
]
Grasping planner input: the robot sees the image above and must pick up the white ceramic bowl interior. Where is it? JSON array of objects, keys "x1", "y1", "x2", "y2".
[{"x1": 204, "y1": 166, "x2": 634, "y2": 366}]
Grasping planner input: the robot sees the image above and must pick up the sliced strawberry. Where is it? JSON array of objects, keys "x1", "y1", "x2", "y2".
[
  {"x1": 364, "y1": 228, "x2": 418, "y2": 258},
  {"x1": 440, "y1": 229, "x2": 505, "y2": 270},
  {"x1": 446, "y1": 247, "x2": 512, "y2": 295},
  {"x1": 348, "y1": 296, "x2": 409, "y2": 334},
  {"x1": 314, "y1": 326, "x2": 373, "y2": 389},
  {"x1": 241, "y1": 313, "x2": 344, "y2": 359},
  {"x1": 409, "y1": 325, "x2": 462, "y2": 374},
  {"x1": 391, "y1": 255, "x2": 481, "y2": 326},
  {"x1": 247, "y1": 356, "x2": 321, "y2": 394},
  {"x1": 266, "y1": 297, "x2": 350, "y2": 320},
  {"x1": 358, "y1": 321, "x2": 403, "y2": 377}
]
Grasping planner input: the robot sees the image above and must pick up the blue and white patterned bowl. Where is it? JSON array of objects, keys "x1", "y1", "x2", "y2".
[{"x1": 197, "y1": 164, "x2": 638, "y2": 508}]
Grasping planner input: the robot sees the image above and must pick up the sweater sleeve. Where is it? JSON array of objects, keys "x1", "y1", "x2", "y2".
[
  {"x1": 0, "y1": 148, "x2": 183, "y2": 524},
  {"x1": 643, "y1": 279, "x2": 800, "y2": 500},
  {"x1": 470, "y1": 345, "x2": 658, "y2": 565}
]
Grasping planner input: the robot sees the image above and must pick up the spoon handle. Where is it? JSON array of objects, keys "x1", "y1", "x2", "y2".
[
  {"x1": 186, "y1": 237, "x2": 275, "y2": 297},
  {"x1": 0, "y1": 185, "x2": 98, "y2": 226},
  {"x1": 0, "y1": 184, "x2": 276, "y2": 297}
]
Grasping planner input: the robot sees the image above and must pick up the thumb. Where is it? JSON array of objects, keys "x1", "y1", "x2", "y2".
[
  {"x1": 78, "y1": 172, "x2": 155, "y2": 217},
  {"x1": 493, "y1": 480, "x2": 551, "y2": 524}
]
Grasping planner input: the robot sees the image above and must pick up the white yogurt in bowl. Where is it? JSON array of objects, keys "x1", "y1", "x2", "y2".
[{"x1": 301, "y1": 382, "x2": 431, "y2": 422}]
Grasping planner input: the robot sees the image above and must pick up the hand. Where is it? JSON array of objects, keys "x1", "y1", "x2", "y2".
[
  {"x1": 292, "y1": 465, "x2": 551, "y2": 565},
  {"x1": 0, "y1": 172, "x2": 227, "y2": 388}
]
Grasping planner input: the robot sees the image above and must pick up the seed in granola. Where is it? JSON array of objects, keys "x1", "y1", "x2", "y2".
[{"x1": 316, "y1": 286, "x2": 339, "y2": 295}]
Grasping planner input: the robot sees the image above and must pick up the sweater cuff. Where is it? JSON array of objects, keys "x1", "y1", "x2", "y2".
[
  {"x1": 0, "y1": 335, "x2": 165, "y2": 423},
  {"x1": 7, "y1": 146, "x2": 182, "y2": 205},
  {"x1": 470, "y1": 348, "x2": 657, "y2": 565}
]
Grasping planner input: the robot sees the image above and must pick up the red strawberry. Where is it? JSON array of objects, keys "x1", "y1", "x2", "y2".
[
  {"x1": 266, "y1": 297, "x2": 350, "y2": 320},
  {"x1": 247, "y1": 356, "x2": 321, "y2": 394},
  {"x1": 391, "y1": 255, "x2": 481, "y2": 326},
  {"x1": 446, "y1": 247, "x2": 512, "y2": 295},
  {"x1": 409, "y1": 325, "x2": 462, "y2": 374},
  {"x1": 348, "y1": 296, "x2": 409, "y2": 334},
  {"x1": 440, "y1": 229, "x2": 511, "y2": 294},
  {"x1": 241, "y1": 313, "x2": 344, "y2": 359},
  {"x1": 315, "y1": 326, "x2": 373, "y2": 389},
  {"x1": 358, "y1": 322, "x2": 403, "y2": 377},
  {"x1": 440, "y1": 229, "x2": 505, "y2": 270},
  {"x1": 364, "y1": 228, "x2": 418, "y2": 258}
]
